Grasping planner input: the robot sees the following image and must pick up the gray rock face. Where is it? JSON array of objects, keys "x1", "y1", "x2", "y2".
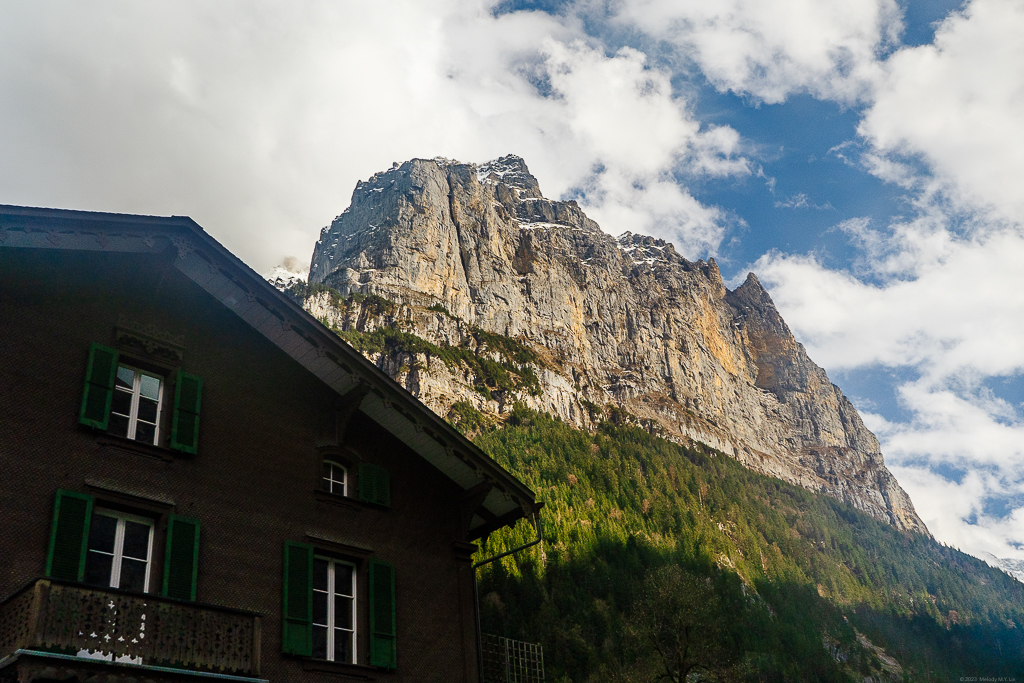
[{"x1": 308, "y1": 155, "x2": 928, "y2": 534}]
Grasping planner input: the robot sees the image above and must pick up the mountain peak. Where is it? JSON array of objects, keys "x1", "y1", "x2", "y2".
[
  {"x1": 305, "y1": 154, "x2": 927, "y2": 535},
  {"x1": 476, "y1": 154, "x2": 543, "y2": 198}
]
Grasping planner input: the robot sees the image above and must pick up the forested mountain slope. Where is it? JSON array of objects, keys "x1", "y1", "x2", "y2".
[{"x1": 471, "y1": 407, "x2": 1024, "y2": 682}]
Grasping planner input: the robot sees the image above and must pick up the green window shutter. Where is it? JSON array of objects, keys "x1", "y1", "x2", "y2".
[
  {"x1": 359, "y1": 463, "x2": 390, "y2": 507},
  {"x1": 170, "y1": 371, "x2": 203, "y2": 454},
  {"x1": 46, "y1": 490, "x2": 94, "y2": 581},
  {"x1": 358, "y1": 464, "x2": 372, "y2": 503},
  {"x1": 282, "y1": 542, "x2": 313, "y2": 656},
  {"x1": 369, "y1": 559, "x2": 397, "y2": 669},
  {"x1": 79, "y1": 343, "x2": 119, "y2": 429},
  {"x1": 375, "y1": 467, "x2": 390, "y2": 508},
  {"x1": 163, "y1": 516, "x2": 201, "y2": 601}
]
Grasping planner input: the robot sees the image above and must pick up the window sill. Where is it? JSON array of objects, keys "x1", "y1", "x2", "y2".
[
  {"x1": 95, "y1": 435, "x2": 179, "y2": 462},
  {"x1": 314, "y1": 490, "x2": 362, "y2": 511},
  {"x1": 85, "y1": 478, "x2": 175, "y2": 513},
  {"x1": 301, "y1": 659, "x2": 378, "y2": 680}
]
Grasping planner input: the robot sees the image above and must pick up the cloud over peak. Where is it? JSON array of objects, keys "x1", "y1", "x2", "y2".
[{"x1": 611, "y1": 0, "x2": 902, "y2": 103}]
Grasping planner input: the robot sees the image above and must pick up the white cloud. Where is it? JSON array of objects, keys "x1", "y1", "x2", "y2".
[
  {"x1": 0, "y1": 0, "x2": 748, "y2": 270},
  {"x1": 889, "y1": 465, "x2": 1024, "y2": 559},
  {"x1": 755, "y1": 220, "x2": 1024, "y2": 374},
  {"x1": 774, "y1": 192, "x2": 833, "y2": 209},
  {"x1": 860, "y1": 0, "x2": 1024, "y2": 224},
  {"x1": 576, "y1": 169, "x2": 735, "y2": 255},
  {"x1": 537, "y1": 40, "x2": 750, "y2": 254},
  {"x1": 884, "y1": 382, "x2": 1024, "y2": 470},
  {"x1": 610, "y1": 0, "x2": 902, "y2": 103}
]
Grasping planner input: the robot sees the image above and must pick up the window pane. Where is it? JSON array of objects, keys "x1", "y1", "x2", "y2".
[
  {"x1": 119, "y1": 557, "x2": 148, "y2": 592},
  {"x1": 108, "y1": 413, "x2": 130, "y2": 438},
  {"x1": 84, "y1": 551, "x2": 114, "y2": 587},
  {"x1": 323, "y1": 464, "x2": 345, "y2": 494},
  {"x1": 312, "y1": 589, "x2": 328, "y2": 626},
  {"x1": 134, "y1": 421, "x2": 156, "y2": 445},
  {"x1": 313, "y1": 558, "x2": 328, "y2": 591},
  {"x1": 88, "y1": 514, "x2": 117, "y2": 553},
  {"x1": 116, "y1": 367, "x2": 135, "y2": 389},
  {"x1": 122, "y1": 521, "x2": 151, "y2": 560},
  {"x1": 137, "y1": 397, "x2": 158, "y2": 423},
  {"x1": 139, "y1": 374, "x2": 160, "y2": 400},
  {"x1": 312, "y1": 625, "x2": 328, "y2": 660},
  {"x1": 335, "y1": 565, "x2": 353, "y2": 596},
  {"x1": 110, "y1": 389, "x2": 132, "y2": 417},
  {"x1": 335, "y1": 595, "x2": 353, "y2": 630},
  {"x1": 334, "y1": 628, "x2": 352, "y2": 663}
]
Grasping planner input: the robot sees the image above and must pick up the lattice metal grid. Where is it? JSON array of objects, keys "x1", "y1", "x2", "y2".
[{"x1": 481, "y1": 633, "x2": 544, "y2": 683}]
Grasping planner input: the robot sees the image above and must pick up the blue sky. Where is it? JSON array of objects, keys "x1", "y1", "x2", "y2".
[
  {"x1": 683, "y1": 92, "x2": 894, "y2": 273},
  {"x1": 1, "y1": 0, "x2": 1022, "y2": 561}
]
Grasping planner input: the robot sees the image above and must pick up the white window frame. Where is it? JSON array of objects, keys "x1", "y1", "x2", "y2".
[
  {"x1": 87, "y1": 509, "x2": 155, "y2": 592},
  {"x1": 313, "y1": 556, "x2": 357, "y2": 664},
  {"x1": 323, "y1": 461, "x2": 348, "y2": 496},
  {"x1": 111, "y1": 363, "x2": 164, "y2": 444}
]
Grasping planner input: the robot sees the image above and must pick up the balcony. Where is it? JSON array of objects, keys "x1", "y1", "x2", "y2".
[
  {"x1": 481, "y1": 633, "x2": 545, "y2": 683},
  {"x1": 0, "y1": 579, "x2": 262, "y2": 681}
]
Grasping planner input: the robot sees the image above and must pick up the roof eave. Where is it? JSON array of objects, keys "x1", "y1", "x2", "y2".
[{"x1": 0, "y1": 205, "x2": 539, "y2": 533}]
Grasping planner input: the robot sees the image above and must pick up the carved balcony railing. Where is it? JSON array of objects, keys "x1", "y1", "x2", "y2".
[{"x1": 0, "y1": 579, "x2": 261, "y2": 677}]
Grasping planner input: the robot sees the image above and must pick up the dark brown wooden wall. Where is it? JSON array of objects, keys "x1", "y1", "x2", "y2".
[{"x1": 0, "y1": 247, "x2": 477, "y2": 682}]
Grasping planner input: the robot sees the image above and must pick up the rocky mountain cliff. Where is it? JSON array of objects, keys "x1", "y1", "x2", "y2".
[{"x1": 302, "y1": 155, "x2": 927, "y2": 534}]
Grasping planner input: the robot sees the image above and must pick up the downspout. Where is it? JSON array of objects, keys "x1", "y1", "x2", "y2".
[{"x1": 472, "y1": 513, "x2": 543, "y2": 683}]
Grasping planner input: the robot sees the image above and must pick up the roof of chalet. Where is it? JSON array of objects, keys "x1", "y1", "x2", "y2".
[{"x1": 0, "y1": 204, "x2": 539, "y2": 540}]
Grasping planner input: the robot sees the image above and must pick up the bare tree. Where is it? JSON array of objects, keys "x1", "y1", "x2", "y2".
[{"x1": 628, "y1": 566, "x2": 744, "y2": 683}]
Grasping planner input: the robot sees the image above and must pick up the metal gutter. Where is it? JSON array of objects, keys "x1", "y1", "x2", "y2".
[{"x1": 471, "y1": 514, "x2": 544, "y2": 682}]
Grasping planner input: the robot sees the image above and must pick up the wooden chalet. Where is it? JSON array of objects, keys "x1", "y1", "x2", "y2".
[{"x1": 0, "y1": 205, "x2": 540, "y2": 683}]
